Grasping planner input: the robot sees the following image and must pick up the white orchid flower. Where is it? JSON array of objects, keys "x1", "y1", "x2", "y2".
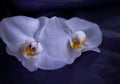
[
  {"x1": 65, "y1": 17, "x2": 102, "y2": 52},
  {"x1": 0, "y1": 16, "x2": 43, "y2": 71},
  {"x1": 0, "y1": 16, "x2": 102, "y2": 71}
]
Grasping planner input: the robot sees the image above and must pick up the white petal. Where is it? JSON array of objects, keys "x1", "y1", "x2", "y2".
[
  {"x1": 36, "y1": 16, "x2": 70, "y2": 62},
  {"x1": 66, "y1": 17, "x2": 102, "y2": 50},
  {"x1": 36, "y1": 16, "x2": 83, "y2": 68}
]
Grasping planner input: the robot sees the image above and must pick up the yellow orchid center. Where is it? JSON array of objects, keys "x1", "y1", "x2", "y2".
[
  {"x1": 26, "y1": 47, "x2": 34, "y2": 56},
  {"x1": 71, "y1": 40, "x2": 81, "y2": 50},
  {"x1": 71, "y1": 31, "x2": 86, "y2": 50},
  {"x1": 71, "y1": 36, "x2": 86, "y2": 50},
  {"x1": 22, "y1": 42, "x2": 40, "y2": 57}
]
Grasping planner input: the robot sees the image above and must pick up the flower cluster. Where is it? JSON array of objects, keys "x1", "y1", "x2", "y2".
[{"x1": 0, "y1": 16, "x2": 102, "y2": 71}]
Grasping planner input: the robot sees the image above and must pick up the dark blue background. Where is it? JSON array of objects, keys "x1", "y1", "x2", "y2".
[{"x1": 0, "y1": 0, "x2": 120, "y2": 84}]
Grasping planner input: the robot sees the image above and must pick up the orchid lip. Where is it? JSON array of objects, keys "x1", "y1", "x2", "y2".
[
  {"x1": 70, "y1": 31, "x2": 86, "y2": 50},
  {"x1": 22, "y1": 41, "x2": 40, "y2": 57}
]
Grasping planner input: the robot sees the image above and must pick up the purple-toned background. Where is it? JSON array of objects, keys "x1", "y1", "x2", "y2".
[{"x1": 0, "y1": 0, "x2": 120, "y2": 84}]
